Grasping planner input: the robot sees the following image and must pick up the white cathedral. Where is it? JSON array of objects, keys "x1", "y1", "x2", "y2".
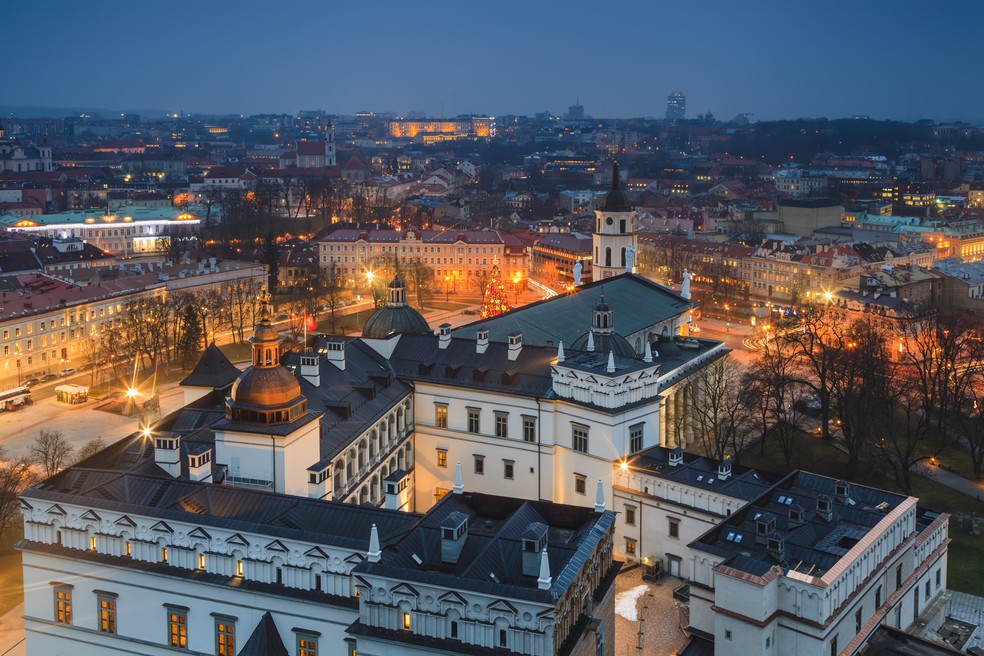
[{"x1": 16, "y1": 169, "x2": 951, "y2": 656}]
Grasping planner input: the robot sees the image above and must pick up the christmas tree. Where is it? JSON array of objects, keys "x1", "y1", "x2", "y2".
[{"x1": 480, "y1": 260, "x2": 511, "y2": 319}]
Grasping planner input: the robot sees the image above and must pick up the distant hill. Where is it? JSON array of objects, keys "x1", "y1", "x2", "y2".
[{"x1": 0, "y1": 105, "x2": 169, "y2": 119}]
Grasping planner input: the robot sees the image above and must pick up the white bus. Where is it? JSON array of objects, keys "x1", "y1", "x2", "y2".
[{"x1": 0, "y1": 386, "x2": 32, "y2": 412}]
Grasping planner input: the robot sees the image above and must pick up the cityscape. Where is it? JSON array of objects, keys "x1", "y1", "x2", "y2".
[{"x1": 2, "y1": 3, "x2": 984, "y2": 656}]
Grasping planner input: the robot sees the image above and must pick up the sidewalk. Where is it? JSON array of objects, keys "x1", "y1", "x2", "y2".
[{"x1": 0, "y1": 603, "x2": 24, "y2": 656}]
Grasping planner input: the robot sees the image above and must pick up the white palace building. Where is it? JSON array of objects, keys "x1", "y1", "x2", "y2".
[{"x1": 17, "y1": 173, "x2": 952, "y2": 656}]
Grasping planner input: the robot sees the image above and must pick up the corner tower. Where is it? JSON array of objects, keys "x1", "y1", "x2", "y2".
[{"x1": 593, "y1": 161, "x2": 636, "y2": 279}]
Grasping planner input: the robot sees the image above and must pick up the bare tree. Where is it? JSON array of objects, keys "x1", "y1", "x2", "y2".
[
  {"x1": 690, "y1": 359, "x2": 756, "y2": 461},
  {"x1": 0, "y1": 446, "x2": 37, "y2": 535},
  {"x1": 30, "y1": 429, "x2": 75, "y2": 478},
  {"x1": 73, "y1": 437, "x2": 106, "y2": 464},
  {"x1": 873, "y1": 373, "x2": 933, "y2": 494},
  {"x1": 747, "y1": 336, "x2": 809, "y2": 470}
]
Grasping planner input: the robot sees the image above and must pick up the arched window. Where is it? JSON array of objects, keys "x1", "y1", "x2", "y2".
[
  {"x1": 621, "y1": 247, "x2": 626, "y2": 267},
  {"x1": 605, "y1": 247, "x2": 612, "y2": 267}
]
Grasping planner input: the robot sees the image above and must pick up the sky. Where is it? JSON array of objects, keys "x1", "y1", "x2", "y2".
[{"x1": 2, "y1": 0, "x2": 982, "y2": 122}]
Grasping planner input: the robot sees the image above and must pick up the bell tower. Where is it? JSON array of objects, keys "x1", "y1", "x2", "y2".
[{"x1": 593, "y1": 161, "x2": 637, "y2": 279}]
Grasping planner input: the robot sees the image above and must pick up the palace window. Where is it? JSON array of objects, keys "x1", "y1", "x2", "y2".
[
  {"x1": 495, "y1": 412, "x2": 509, "y2": 438},
  {"x1": 572, "y1": 425, "x2": 589, "y2": 453},
  {"x1": 166, "y1": 606, "x2": 188, "y2": 649},
  {"x1": 53, "y1": 585, "x2": 72, "y2": 624},
  {"x1": 97, "y1": 592, "x2": 117, "y2": 634},
  {"x1": 435, "y1": 403, "x2": 448, "y2": 428}
]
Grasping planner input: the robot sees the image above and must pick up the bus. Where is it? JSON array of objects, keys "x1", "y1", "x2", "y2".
[{"x1": 0, "y1": 386, "x2": 31, "y2": 412}]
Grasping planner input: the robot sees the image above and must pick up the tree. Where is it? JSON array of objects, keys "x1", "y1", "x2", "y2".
[
  {"x1": 177, "y1": 304, "x2": 204, "y2": 369},
  {"x1": 689, "y1": 359, "x2": 756, "y2": 461},
  {"x1": 747, "y1": 336, "x2": 809, "y2": 470},
  {"x1": 479, "y1": 261, "x2": 511, "y2": 319},
  {"x1": 312, "y1": 261, "x2": 345, "y2": 334},
  {"x1": 0, "y1": 447, "x2": 37, "y2": 536},
  {"x1": 74, "y1": 438, "x2": 106, "y2": 464},
  {"x1": 263, "y1": 232, "x2": 281, "y2": 291},
  {"x1": 784, "y1": 305, "x2": 842, "y2": 442},
  {"x1": 873, "y1": 372, "x2": 933, "y2": 494},
  {"x1": 30, "y1": 429, "x2": 75, "y2": 478}
]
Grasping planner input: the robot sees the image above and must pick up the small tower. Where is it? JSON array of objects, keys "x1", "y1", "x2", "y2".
[{"x1": 592, "y1": 161, "x2": 637, "y2": 279}]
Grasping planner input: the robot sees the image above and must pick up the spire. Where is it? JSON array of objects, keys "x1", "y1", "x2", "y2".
[
  {"x1": 453, "y1": 461, "x2": 464, "y2": 494},
  {"x1": 367, "y1": 524, "x2": 381, "y2": 563},
  {"x1": 557, "y1": 340, "x2": 565, "y2": 363},
  {"x1": 586, "y1": 331, "x2": 595, "y2": 352},
  {"x1": 537, "y1": 547, "x2": 552, "y2": 590},
  {"x1": 611, "y1": 161, "x2": 620, "y2": 191},
  {"x1": 644, "y1": 340, "x2": 653, "y2": 363},
  {"x1": 594, "y1": 478, "x2": 606, "y2": 512},
  {"x1": 607, "y1": 350, "x2": 616, "y2": 374}
]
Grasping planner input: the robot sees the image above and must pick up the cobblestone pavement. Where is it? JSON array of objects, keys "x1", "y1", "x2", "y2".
[{"x1": 614, "y1": 566, "x2": 690, "y2": 656}]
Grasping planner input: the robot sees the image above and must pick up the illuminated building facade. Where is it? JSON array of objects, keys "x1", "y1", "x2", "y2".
[{"x1": 387, "y1": 117, "x2": 494, "y2": 139}]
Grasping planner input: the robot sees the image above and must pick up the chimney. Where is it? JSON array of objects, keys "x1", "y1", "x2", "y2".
[
  {"x1": 300, "y1": 353, "x2": 320, "y2": 386},
  {"x1": 717, "y1": 457, "x2": 732, "y2": 480},
  {"x1": 834, "y1": 480, "x2": 851, "y2": 503},
  {"x1": 438, "y1": 323, "x2": 452, "y2": 349},
  {"x1": 521, "y1": 522, "x2": 548, "y2": 577},
  {"x1": 508, "y1": 332, "x2": 523, "y2": 361},
  {"x1": 153, "y1": 432, "x2": 181, "y2": 478},
  {"x1": 187, "y1": 448, "x2": 212, "y2": 483},
  {"x1": 440, "y1": 511, "x2": 469, "y2": 564},
  {"x1": 668, "y1": 447, "x2": 683, "y2": 467},
  {"x1": 367, "y1": 524, "x2": 381, "y2": 563},
  {"x1": 476, "y1": 328, "x2": 489, "y2": 354},
  {"x1": 817, "y1": 494, "x2": 834, "y2": 522},
  {"x1": 755, "y1": 513, "x2": 777, "y2": 545},
  {"x1": 788, "y1": 504, "x2": 805, "y2": 528},
  {"x1": 326, "y1": 339, "x2": 345, "y2": 370},
  {"x1": 766, "y1": 533, "x2": 785, "y2": 561},
  {"x1": 537, "y1": 548, "x2": 552, "y2": 590}
]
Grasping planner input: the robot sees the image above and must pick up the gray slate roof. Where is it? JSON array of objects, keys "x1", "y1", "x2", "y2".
[{"x1": 179, "y1": 343, "x2": 241, "y2": 389}]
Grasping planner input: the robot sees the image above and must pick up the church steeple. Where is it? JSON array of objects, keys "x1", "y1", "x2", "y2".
[
  {"x1": 593, "y1": 161, "x2": 637, "y2": 279},
  {"x1": 250, "y1": 288, "x2": 282, "y2": 368}
]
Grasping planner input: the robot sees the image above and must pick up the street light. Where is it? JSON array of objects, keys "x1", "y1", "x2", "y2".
[{"x1": 444, "y1": 275, "x2": 450, "y2": 303}]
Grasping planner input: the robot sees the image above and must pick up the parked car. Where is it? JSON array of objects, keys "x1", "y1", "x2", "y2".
[
  {"x1": 24, "y1": 377, "x2": 41, "y2": 388},
  {"x1": 463, "y1": 309, "x2": 480, "y2": 315},
  {"x1": 59, "y1": 368, "x2": 76, "y2": 377},
  {"x1": 40, "y1": 373, "x2": 58, "y2": 383}
]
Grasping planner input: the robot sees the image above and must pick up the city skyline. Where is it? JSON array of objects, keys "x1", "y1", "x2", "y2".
[{"x1": 3, "y1": 0, "x2": 982, "y2": 123}]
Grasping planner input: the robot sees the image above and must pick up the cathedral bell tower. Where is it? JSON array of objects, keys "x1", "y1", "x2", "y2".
[{"x1": 593, "y1": 161, "x2": 637, "y2": 279}]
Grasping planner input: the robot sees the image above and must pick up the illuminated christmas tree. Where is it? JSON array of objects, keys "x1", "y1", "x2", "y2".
[{"x1": 480, "y1": 260, "x2": 511, "y2": 319}]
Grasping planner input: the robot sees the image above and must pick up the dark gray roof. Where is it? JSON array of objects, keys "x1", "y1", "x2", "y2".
[
  {"x1": 451, "y1": 274, "x2": 692, "y2": 346},
  {"x1": 627, "y1": 447, "x2": 775, "y2": 506},
  {"x1": 180, "y1": 344, "x2": 241, "y2": 389},
  {"x1": 356, "y1": 491, "x2": 617, "y2": 603},
  {"x1": 238, "y1": 612, "x2": 288, "y2": 656},
  {"x1": 570, "y1": 330, "x2": 637, "y2": 358},
  {"x1": 690, "y1": 470, "x2": 911, "y2": 578}
]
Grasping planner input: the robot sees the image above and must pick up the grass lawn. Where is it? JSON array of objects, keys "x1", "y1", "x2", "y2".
[
  {"x1": 422, "y1": 301, "x2": 473, "y2": 311},
  {"x1": 738, "y1": 430, "x2": 850, "y2": 480},
  {"x1": 218, "y1": 342, "x2": 253, "y2": 363},
  {"x1": 0, "y1": 527, "x2": 24, "y2": 616}
]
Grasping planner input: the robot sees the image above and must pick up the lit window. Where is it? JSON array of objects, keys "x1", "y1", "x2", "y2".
[
  {"x1": 53, "y1": 585, "x2": 72, "y2": 624},
  {"x1": 198, "y1": 554, "x2": 206, "y2": 570},
  {"x1": 403, "y1": 612, "x2": 412, "y2": 630},
  {"x1": 215, "y1": 619, "x2": 235, "y2": 655},
  {"x1": 237, "y1": 560, "x2": 244, "y2": 577},
  {"x1": 167, "y1": 608, "x2": 188, "y2": 649},
  {"x1": 162, "y1": 547, "x2": 169, "y2": 563},
  {"x1": 97, "y1": 593, "x2": 117, "y2": 634},
  {"x1": 435, "y1": 403, "x2": 448, "y2": 428},
  {"x1": 298, "y1": 634, "x2": 318, "y2": 656},
  {"x1": 626, "y1": 539, "x2": 636, "y2": 555},
  {"x1": 437, "y1": 449, "x2": 447, "y2": 468}
]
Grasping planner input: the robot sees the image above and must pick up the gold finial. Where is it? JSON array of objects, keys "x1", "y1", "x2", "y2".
[{"x1": 259, "y1": 285, "x2": 272, "y2": 323}]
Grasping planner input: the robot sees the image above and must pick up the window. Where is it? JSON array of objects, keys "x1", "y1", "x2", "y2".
[
  {"x1": 630, "y1": 424, "x2": 644, "y2": 453},
  {"x1": 162, "y1": 547, "x2": 169, "y2": 563},
  {"x1": 523, "y1": 416, "x2": 536, "y2": 442},
  {"x1": 435, "y1": 403, "x2": 448, "y2": 428},
  {"x1": 855, "y1": 607, "x2": 862, "y2": 632},
  {"x1": 875, "y1": 585, "x2": 882, "y2": 608},
  {"x1": 298, "y1": 633, "x2": 318, "y2": 656},
  {"x1": 236, "y1": 560, "x2": 244, "y2": 577},
  {"x1": 451, "y1": 620, "x2": 459, "y2": 639},
  {"x1": 467, "y1": 408, "x2": 480, "y2": 433},
  {"x1": 668, "y1": 518, "x2": 680, "y2": 539},
  {"x1": 625, "y1": 506, "x2": 636, "y2": 526},
  {"x1": 53, "y1": 585, "x2": 72, "y2": 624},
  {"x1": 474, "y1": 455, "x2": 485, "y2": 475},
  {"x1": 830, "y1": 635, "x2": 838, "y2": 656},
  {"x1": 725, "y1": 629, "x2": 732, "y2": 640},
  {"x1": 403, "y1": 612, "x2": 412, "y2": 630},
  {"x1": 626, "y1": 539, "x2": 636, "y2": 555},
  {"x1": 766, "y1": 636, "x2": 771, "y2": 649},
  {"x1": 574, "y1": 474, "x2": 586, "y2": 495},
  {"x1": 896, "y1": 564, "x2": 903, "y2": 590},
  {"x1": 926, "y1": 580, "x2": 931, "y2": 599},
  {"x1": 503, "y1": 460, "x2": 514, "y2": 480},
  {"x1": 936, "y1": 569, "x2": 941, "y2": 589},
  {"x1": 572, "y1": 425, "x2": 589, "y2": 453},
  {"x1": 495, "y1": 412, "x2": 508, "y2": 438},
  {"x1": 499, "y1": 628, "x2": 507, "y2": 647},
  {"x1": 167, "y1": 607, "x2": 188, "y2": 649},
  {"x1": 215, "y1": 618, "x2": 235, "y2": 655},
  {"x1": 97, "y1": 593, "x2": 117, "y2": 634},
  {"x1": 199, "y1": 554, "x2": 206, "y2": 570},
  {"x1": 437, "y1": 449, "x2": 447, "y2": 468}
]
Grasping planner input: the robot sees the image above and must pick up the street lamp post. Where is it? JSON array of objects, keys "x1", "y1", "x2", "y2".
[{"x1": 444, "y1": 275, "x2": 450, "y2": 303}]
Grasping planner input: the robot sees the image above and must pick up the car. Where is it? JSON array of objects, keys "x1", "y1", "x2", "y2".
[
  {"x1": 40, "y1": 373, "x2": 58, "y2": 383},
  {"x1": 59, "y1": 368, "x2": 76, "y2": 377},
  {"x1": 24, "y1": 377, "x2": 41, "y2": 388},
  {"x1": 463, "y1": 309, "x2": 480, "y2": 315}
]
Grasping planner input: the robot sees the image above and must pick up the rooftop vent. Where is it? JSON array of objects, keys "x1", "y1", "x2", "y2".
[
  {"x1": 438, "y1": 323, "x2": 452, "y2": 350},
  {"x1": 718, "y1": 458, "x2": 732, "y2": 480},
  {"x1": 668, "y1": 447, "x2": 683, "y2": 467},
  {"x1": 755, "y1": 513, "x2": 777, "y2": 545},
  {"x1": 817, "y1": 494, "x2": 834, "y2": 522},
  {"x1": 521, "y1": 522, "x2": 548, "y2": 577},
  {"x1": 476, "y1": 328, "x2": 489, "y2": 354},
  {"x1": 441, "y1": 511, "x2": 469, "y2": 564}
]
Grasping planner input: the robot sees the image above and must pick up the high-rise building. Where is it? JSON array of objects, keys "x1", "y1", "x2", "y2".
[
  {"x1": 566, "y1": 100, "x2": 585, "y2": 121},
  {"x1": 665, "y1": 91, "x2": 686, "y2": 121}
]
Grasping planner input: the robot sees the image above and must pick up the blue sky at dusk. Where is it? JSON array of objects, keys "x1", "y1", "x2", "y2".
[{"x1": 2, "y1": 0, "x2": 981, "y2": 121}]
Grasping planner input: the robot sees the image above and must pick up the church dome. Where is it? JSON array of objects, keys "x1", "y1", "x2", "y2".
[
  {"x1": 226, "y1": 288, "x2": 308, "y2": 424},
  {"x1": 600, "y1": 161, "x2": 631, "y2": 212},
  {"x1": 362, "y1": 276, "x2": 431, "y2": 339}
]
